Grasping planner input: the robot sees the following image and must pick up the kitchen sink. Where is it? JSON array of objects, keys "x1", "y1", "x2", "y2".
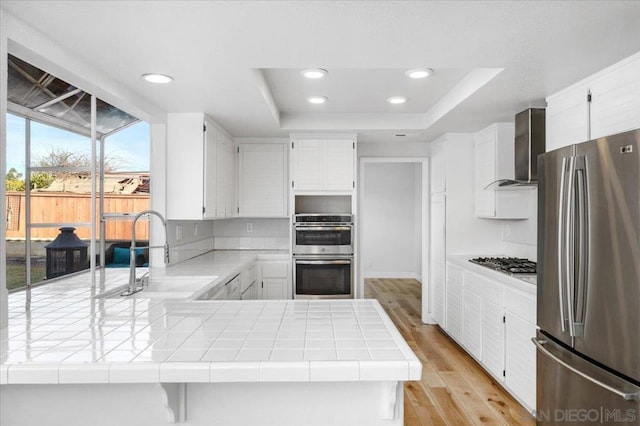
[{"x1": 95, "y1": 275, "x2": 218, "y2": 299}]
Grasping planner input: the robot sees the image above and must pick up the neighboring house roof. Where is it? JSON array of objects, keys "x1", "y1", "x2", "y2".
[{"x1": 37, "y1": 173, "x2": 149, "y2": 194}]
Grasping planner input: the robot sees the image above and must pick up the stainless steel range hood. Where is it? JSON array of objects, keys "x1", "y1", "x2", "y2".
[{"x1": 485, "y1": 108, "x2": 546, "y2": 190}]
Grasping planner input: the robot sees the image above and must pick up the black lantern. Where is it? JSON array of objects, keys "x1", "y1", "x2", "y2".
[{"x1": 45, "y1": 227, "x2": 89, "y2": 279}]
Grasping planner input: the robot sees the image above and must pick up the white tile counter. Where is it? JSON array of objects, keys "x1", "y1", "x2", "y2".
[
  {"x1": 1, "y1": 250, "x2": 421, "y2": 426},
  {"x1": 1, "y1": 298, "x2": 420, "y2": 384},
  {"x1": 98, "y1": 249, "x2": 290, "y2": 300}
]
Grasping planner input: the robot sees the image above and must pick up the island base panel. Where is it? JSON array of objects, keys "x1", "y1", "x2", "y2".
[{"x1": 1, "y1": 381, "x2": 405, "y2": 426}]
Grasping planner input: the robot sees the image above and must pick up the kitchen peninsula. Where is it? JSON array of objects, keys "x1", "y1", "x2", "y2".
[{"x1": 0, "y1": 251, "x2": 421, "y2": 426}]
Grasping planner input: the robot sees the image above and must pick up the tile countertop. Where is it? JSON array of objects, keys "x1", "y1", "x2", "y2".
[
  {"x1": 98, "y1": 250, "x2": 291, "y2": 300},
  {"x1": 447, "y1": 255, "x2": 537, "y2": 295},
  {"x1": 0, "y1": 251, "x2": 421, "y2": 386}
]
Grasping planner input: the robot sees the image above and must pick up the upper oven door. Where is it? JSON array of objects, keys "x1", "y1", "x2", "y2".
[{"x1": 293, "y1": 225, "x2": 353, "y2": 255}]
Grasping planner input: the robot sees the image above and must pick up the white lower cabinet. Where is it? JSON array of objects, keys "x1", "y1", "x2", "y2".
[
  {"x1": 462, "y1": 288, "x2": 483, "y2": 360},
  {"x1": 260, "y1": 260, "x2": 291, "y2": 300},
  {"x1": 445, "y1": 262, "x2": 536, "y2": 412},
  {"x1": 240, "y1": 263, "x2": 259, "y2": 300},
  {"x1": 482, "y1": 298, "x2": 506, "y2": 380},
  {"x1": 462, "y1": 272, "x2": 507, "y2": 380},
  {"x1": 505, "y1": 289, "x2": 537, "y2": 411}
]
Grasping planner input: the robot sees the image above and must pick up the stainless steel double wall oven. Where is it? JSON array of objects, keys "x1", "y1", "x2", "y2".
[{"x1": 293, "y1": 214, "x2": 354, "y2": 299}]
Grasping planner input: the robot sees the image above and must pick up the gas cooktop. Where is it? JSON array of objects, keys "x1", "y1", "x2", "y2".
[{"x1": 469, "y1": 257, "x2": 537, "y2": 275}]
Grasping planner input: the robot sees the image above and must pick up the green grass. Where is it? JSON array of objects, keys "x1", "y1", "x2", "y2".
[{"x1": 6, "y1": 264, "x2": 46, "y2": 291}]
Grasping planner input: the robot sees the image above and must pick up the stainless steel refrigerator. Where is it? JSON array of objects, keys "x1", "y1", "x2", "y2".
[{"x1": 536, "y1": 129, "x2": 640, "y2": 425}]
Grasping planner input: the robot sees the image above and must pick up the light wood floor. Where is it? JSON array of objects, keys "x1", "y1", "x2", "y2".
[{"x1": 365, "y1": 278, "x2": 535, "y2": 426}]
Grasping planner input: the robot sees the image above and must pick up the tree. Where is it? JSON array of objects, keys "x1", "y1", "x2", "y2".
[
  {"x1": 34, "y1": 147, "x2": 128, "y2": 178},
  {"x1": 4, "y1": 148, "x2": 129, "y2": 192},
  {"x1": 31, "y1": 172, "x2": 55, "y2": 189},
  {"x1": 5, "y1": 167, "x2": 53, "y2": 190},
  {"x1": 6, "y1": 168, "x2": 25, "y2": 191}
]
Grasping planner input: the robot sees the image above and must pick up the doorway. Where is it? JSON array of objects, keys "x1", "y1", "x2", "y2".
[{"x1": 358, "y1": 157, "x2": 430, "y2": 323}]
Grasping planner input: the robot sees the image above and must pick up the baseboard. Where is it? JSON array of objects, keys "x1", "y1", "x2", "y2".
[{"x1": 363, "y1": 271, "x2": 422, "y2": 281}]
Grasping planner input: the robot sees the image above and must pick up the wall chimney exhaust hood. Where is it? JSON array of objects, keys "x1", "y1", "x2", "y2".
[{"x1": 485, "y1": 108, "x2": 546, "y2": 190}]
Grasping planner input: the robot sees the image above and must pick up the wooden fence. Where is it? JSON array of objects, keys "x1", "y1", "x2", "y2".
[{"x1": 5, "y1": 192, "x2": 150, "y2": 240}]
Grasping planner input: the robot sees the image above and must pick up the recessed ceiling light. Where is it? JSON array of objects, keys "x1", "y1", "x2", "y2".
[
  {"x1": 387, "y1": 96, "x2": 408, "y2": 104},
  {"x1": 301, "y1": 68, "x2": 328, "y2": 79},
  {"x1": 141, "y1": 73, "x2": 174, "y2": 84},
  {"x1": 307, "y1": 96, "x2": 328, "y2": 104},
  {"x1": 405, "y1": 68, "x2": 434, "y2": 79}
]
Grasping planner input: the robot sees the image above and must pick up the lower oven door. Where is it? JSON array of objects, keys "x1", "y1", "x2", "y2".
[{"x1": 294, "y1": 257, "x2": 354, "y2": 299}]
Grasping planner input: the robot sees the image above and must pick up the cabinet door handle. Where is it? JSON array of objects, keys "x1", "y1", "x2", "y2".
[{"x1": 557, "y1": 157, "x2": 568, "y2": 332}]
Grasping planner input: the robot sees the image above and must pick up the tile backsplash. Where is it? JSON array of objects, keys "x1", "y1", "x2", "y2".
[
  {"x1": 213, "y1": 218, "x2": 290, "y2": 250},
  {"x1": 214, "y1": 237, "x2": 289, "y2": 250},
  {"x1": 170, "y1": 238, "x2": 215, "y2": 264},
  {"x1": 502, "y1": 189, "x2": 538, "y2": 261}
]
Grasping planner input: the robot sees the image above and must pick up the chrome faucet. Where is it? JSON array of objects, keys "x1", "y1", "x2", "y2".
[{"x1": 121, "y1": 209, "x2": 169, "y2": 296}]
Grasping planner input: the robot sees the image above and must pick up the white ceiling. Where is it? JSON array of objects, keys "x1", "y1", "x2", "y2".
[
  {"x1": 2, "y1": 1, "x2": 640, "y2": 143},
  {"x1": 263, "y1": 68, "x2": 472, "y2": 113}
]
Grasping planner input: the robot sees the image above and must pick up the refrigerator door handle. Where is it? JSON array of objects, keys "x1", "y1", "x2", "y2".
[
  {"x1": 573, "y1": 157, "x2": 588, "y2": 337},
  {"x1": 565, "y1": 156, "x2": 577, "y2": 338},
  {"x1": 532, "y1": 338, "x2": 639, "y2": 401},
  {"x1": 557, "y1": 156, "x2": 568, "y2": 332}
]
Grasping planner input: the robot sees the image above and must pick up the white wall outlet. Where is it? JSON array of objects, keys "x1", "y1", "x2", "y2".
[
  {"x1": 194, "y1": 223, "x2": 199, "y2": 236},
  {"x1": 176, "y1": 225, "x2": 183, "y2": 241},
  {"x1": 246, "y1": 222, "x2": 253, "y2": 233}
]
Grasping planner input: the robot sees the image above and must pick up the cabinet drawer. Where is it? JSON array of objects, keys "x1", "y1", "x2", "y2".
[
  {"x1": 200, "y1": 283, "x2": 227, "y2": 300},
  {"x1": 506, "y1": 288, "x2": 536, "y2": 323},
  {"x1": 262, "y1": 262, "x2": 288, "y2": 278},
  {"x1": 240, "y1": 264, "x2": 258, "y2": 293},
  {"x1": 465, "y1": 272, "x2": 504, "y2": 302},
  {"x1": 250, "y1": 264, "x2": 258, "y2": 282}
]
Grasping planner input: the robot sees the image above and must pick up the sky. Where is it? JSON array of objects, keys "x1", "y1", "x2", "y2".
[{"x1": 6, "y1": 113, "x2": 150, "y2": 177}]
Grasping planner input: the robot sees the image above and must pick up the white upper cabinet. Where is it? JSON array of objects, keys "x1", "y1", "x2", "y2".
[
  {"x1": 167, "y1": 113, "x2": 212, "y2": 220},
  {"x1": 238, "y1": 143, "x2": 288, "y2": 217},
  {"x1": 474, "y1": 123, "x2": 528, "y2": 219},
  {"x1": 292, "y1": 140, "x2": 323, "y2": 190},
  {"x1": 590, "y1": 57, "x2": 640, "y2": 139},
  {"x1": 291, "y1": 138, "x2": 355, "y2": 191},
  {"x1": 546, "y1": 82, "x2": 591, "y2": 151},
  {"x1": 547, "y1": 52, "x2": 640, "y2": 151},
  {"x1": 167, "y1": 113, "x2": 235, "y2": 220},
  {"x1": 216, "y1": 131, "x2": 236, "y2": 218},
  {"x1": 324, "y1": 140, "x2": 355, "y2": 190}
]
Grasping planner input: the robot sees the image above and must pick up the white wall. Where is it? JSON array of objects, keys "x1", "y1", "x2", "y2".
[
  {"x1": 361, "y1": 162, "x2": 422, "y2": 279},
  {"x1": 438, "y1": 133, "x2": 504, "y2": 255},
  {"x1": 358, "y1": 141, "x2": 429, "y2": 158},
  {"x1": 413, "y1": 165, "x2": 422, "y2": 274}
]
